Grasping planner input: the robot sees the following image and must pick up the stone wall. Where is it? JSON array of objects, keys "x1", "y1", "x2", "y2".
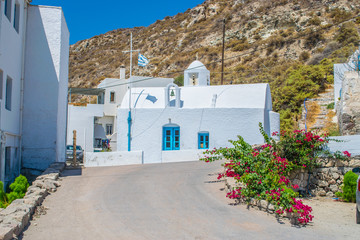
[
  {"x1": 0, "y1": 162, "x2": 65, "y2": 240},
  {"x1": 289, "y1": 157, "x2": 360, "y2": 197}
]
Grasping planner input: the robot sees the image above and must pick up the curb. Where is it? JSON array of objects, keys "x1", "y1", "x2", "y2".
[{"x1": 0, "y1": 162, "x2": 66, "y2": 240}]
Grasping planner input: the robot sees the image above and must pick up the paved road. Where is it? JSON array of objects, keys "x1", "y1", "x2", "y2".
[{"x1": 20, "y1": 161, "x2": 357, "y2": 240}]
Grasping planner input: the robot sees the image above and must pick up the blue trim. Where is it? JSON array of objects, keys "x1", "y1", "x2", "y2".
[
  {"x1": 127, "y1": 111, "x2": 132, "y2": 151},
  {"x1": 198, "y1": 132, "x2": 209, "y2": 149},
  {"x1": 162, "y1": 126, "x2": 180, "y2": 151}
]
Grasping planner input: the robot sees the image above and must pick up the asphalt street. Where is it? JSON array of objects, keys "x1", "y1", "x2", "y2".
[{"x1": 20, "y1": 161, "x2": 358, "y2": 240}]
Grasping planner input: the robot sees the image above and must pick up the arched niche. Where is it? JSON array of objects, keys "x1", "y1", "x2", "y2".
[{"x1": 164, "y1": 83, "x2": 181, "y2": 108}]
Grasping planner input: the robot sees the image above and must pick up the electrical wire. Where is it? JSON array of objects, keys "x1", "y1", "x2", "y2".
[{"x1": 84, "y1": 13, "x2": 360, "y2": 90}]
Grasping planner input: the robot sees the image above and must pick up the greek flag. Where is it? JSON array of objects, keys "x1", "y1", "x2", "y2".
[{"x1": 138, "y1": 53, "x2": 149, "y2": 67}]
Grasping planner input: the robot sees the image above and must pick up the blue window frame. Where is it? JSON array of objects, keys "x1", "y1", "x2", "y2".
[
  {"x1": 198, "y1": 132, "x2": 209, "y2": 149},
  {"x1": 163, "y1": 127, "x2": 180, "y2": 151}
]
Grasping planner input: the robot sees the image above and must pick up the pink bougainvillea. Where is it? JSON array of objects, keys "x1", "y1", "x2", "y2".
[{"x1": 200, "y1": 123, "x2": 352, "y2": 225}]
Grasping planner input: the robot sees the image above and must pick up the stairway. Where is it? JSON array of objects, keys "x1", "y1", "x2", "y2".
[{"x1": 298, "y1": 85, "x2": 338, "y2": 134}]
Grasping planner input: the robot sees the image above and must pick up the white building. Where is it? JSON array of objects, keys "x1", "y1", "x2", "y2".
[
  {"x1": 0, "y1": 0, "x2": 69, "y2": 184},
  {"x1": 116, "y1": 61, "x2": 280, "y2": 164},
  {"x1": 67, "y1": 70, "x2": 173, "y2": 153}
]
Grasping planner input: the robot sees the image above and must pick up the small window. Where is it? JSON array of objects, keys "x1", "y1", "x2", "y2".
[
  {"x1": 5, "y1": 147, "x2": 11, "y2": 179},
  {"x1": 94, "y1": 138, "x2": 102, "y2": 148},
  {"x1": 5, "y1": 0, "x2": 12, "y2": 21},
  {"x1": 163, "y1": 126, "x2": 180, "y2": 151},
  {"x1": 5, "y1": 76, "x2": 12, "y2": 111},
  {"x1": 13, "y1": 3, "x2": 20, "y2": 32},
  {"x1": 106, "y1": 124, "x2": 113, "y2": 135},
  {"x1": 110, "y1": 91, "x2": 115, "y2": 103},
  {"x1": 198, "y1": 132, "x2": 209, "y2": 149},
  {"x1": 0, "y1": 70, "x2": 3, "y2": 99}
]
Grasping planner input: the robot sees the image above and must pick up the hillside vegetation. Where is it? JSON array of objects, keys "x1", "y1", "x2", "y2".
[{"x1": 69, "y1": 0, "x2": 360, "y2": 131}]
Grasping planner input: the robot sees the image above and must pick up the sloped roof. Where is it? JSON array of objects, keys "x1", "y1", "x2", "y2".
[
  {"x1": 68, "y1": 88, "x2": 104, "y2": 96},
  {"x1": 120, "y1": 83, "x2": 272, "y2": 110},
  {"x1": 97, "y1": 76, "x2": 173, "y2": 89}
]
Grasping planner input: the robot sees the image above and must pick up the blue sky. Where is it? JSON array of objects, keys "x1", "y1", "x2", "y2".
[{"x1": 31, "y1": 0, "x2": 205, "y2": 45}]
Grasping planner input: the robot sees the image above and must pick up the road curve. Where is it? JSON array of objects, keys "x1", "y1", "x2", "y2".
[{"x1": 21, "y1": 161, "x2": 344, "y2": 240}]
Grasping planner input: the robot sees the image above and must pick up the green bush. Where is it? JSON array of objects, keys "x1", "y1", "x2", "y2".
[
  {"x1": 174, "y1": 75, "x2": 184, "y2": 86},
  {"x1": 0, "y1": 181, "x2": 8, "y2": 208},
  {"x1": 0, "y1": 175, "x2": 29, "y2": 208},
  {"x1": 341, "y1": 171, "x2": 358, "y2": 203},
  {"x1": 336, "y1": 23, "x2": 360, "y2": 46},
  {"x1": 327, "y1": 102, "x2": 334, "y2": 109},
  {"x1": 6, "y1": 175, "x2": 29, "y2": 203}
]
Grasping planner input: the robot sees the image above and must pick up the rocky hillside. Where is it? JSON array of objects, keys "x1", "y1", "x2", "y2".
[{"x1": 69, "y1": 0, "x2": 360, "y2": 131}]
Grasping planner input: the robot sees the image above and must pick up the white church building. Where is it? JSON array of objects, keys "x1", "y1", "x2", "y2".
[
  {"x1": 0, "y1": 0, "x2": 69, "y2": 184},
  {"x1": 115, "y1": 61, "x2": 280, "y2": 164},
  {"x1": 67, "y1": 67, "x2": 173, "y2": 153}
]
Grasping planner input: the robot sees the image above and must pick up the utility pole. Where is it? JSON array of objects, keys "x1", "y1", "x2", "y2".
[
  {"x1": 221, "y1": 18, "x2": 226, "y2": 85},
  {"x1": 72, "y1": 130, "x2": 77, "y2": 167}
]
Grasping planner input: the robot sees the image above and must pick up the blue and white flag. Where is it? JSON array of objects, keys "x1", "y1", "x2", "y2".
[{"x1": 138, "y1": 53, "x2": 149, "y2": 67}]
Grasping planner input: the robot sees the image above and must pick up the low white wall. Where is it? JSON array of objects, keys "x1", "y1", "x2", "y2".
[
  {"x1": 85, "y1": 151, "x2": 143, "y2": 167},
  {"x1": 269, "y1": 111, "x2": 280, "y2": 141},
  {"x1": 162, "y1": 150, "x2": 204, "y2": 163},
  {"x1": 327, "y1": 135, "x2": 360, "y2": 156}
]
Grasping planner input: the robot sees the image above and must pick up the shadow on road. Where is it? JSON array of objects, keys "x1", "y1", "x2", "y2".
[{"x1": 61, "y1": 166, "x2": 83, "y2": 177}]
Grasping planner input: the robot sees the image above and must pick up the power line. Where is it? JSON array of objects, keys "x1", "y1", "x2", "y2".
[{"x1": 94, "y1": 14, "x2": 360, "y2": 89}]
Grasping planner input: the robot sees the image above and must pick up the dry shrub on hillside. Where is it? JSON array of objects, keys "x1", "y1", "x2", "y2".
[
  {"x1": 329, "y1": 8, "x2": 353, "y2": 24},
  {"x1": 303, "y1": 29, "x2": 324, "y2": 49}
]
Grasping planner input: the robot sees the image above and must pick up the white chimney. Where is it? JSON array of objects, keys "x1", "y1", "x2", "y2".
[{"x1": 119, "y1": 66, "x2": 126, "y2": 79}]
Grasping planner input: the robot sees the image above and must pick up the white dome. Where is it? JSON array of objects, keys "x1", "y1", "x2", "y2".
[{"x1": 187, "y1": 60, "x2": 207, "y2": 70}]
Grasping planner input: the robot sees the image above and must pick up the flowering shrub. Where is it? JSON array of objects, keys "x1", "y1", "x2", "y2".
[
  {"x1": 200, "y1": 123, "x2": 351, "y2": 224},
  {"x1": 261, "y1": 124, "x2": 350, "y2": 170}
]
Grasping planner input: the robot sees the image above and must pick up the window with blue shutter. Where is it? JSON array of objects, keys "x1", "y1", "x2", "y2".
[
  {"x1": 163, "y1": 127, "x2": 180, "y2": 151},
  {"x1": 198, "y1": 132, "x2": 209, "y2": 149}
]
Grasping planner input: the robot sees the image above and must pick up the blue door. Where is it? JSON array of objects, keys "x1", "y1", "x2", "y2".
[{"x1": 163, "y1": 127, "x2": 180, "y2": 150}]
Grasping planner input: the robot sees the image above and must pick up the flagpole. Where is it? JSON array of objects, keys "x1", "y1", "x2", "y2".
[
  {"x1": 128, "y1": 33, "x2": 132, "y2": 151},
  {"x1": 123, "y1": 33, "x2": 140, "y2": 152},
  {"x1": 129, "y1": 32, "x2": 132, "y2": 110}
]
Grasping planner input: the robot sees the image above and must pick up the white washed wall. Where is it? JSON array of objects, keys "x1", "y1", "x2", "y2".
[
  {"x1": 99, "y1": 77, "x2": 173, "y2": 117},
  {"x1": 0, "y1": 0, "x2": 26, "y2": 183},
  {"x1": 0, "y1": 0, "x2": 25, "y2": 135},
  {"x1": 85, "y1": 151, "x2": 143, "y2": 167},
  {"x1": 269, "y1": 111, "x2": 280, "y2": 141},
  {"x1": 56, "y1": 10, "x2": 70, "y2": 163},
  {"x1": 117, "y1": 108, "x2": 276, "y2": 163},
  {"x1": 162, "y1": 150, "x2": 204, "y2": 163},
  {"x1": 22, "y1": 6, "x2": 69, "y2": 171},
  {"x1": 327, "y1": 135, "x2": 360, "y2": 156},
  {"x1": 67, "y1": 104, "x2": 104, "y2": 153}
]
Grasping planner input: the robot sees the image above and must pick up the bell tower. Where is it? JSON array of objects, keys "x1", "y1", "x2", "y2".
[{"x1": 184, "y1": 60, "x2": 210, "y2": 87}]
